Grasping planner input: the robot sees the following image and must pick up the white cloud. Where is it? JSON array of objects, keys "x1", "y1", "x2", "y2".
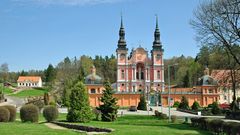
[{"x1": 11, "y1": 0, "x2": 125, "y2": 6}]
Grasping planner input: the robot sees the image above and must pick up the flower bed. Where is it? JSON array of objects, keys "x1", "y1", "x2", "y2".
[{"x1": 52, "y1": 121, "x2": 113, "y2": 133}]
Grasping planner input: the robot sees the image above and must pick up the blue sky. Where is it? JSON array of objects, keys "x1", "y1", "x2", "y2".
[{"x1": 0, "y1": 0, "x2": 201, "y2": 72}]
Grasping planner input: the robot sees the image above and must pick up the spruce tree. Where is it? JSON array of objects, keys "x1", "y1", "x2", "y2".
[
  {"x1": 66, "y1": 81, "x2": 93, "y2": 123},
  {"x1": 137, "y1": 95, "x2": 147, "y2": 110},
  {"x1": 98, "y1": 81, "x2": 119, "y2": 122}
]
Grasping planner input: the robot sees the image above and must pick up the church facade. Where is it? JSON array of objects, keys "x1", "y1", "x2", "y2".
[{"x1": 116, "y1": 17, "x2": 164, "y2": 94}]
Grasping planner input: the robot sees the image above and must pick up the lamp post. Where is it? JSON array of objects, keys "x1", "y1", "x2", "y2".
[{"x1": 168, "y1": 64, "x2": 178, "y2": 123}]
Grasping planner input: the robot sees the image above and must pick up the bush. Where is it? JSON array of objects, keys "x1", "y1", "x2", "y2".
[
  {"x1": 208, "y1": 119, "x2": 223, "y2": 134},
  {"x1": 191, "y1": 101, "x2": 200, "y2": 111},
  {"x1": 20, "y1": 104, "x2": 39, "y2": 123},
  {"x1": 31, "y1": 100, "x2": 45, "y2": 111},
  {"x1": 43, "y1": 105, "x2": 59, "y2": 122},
  {"x1": 0, "y1": 107, "x2": 10, "y2": 122},
  {"x1": 198, "y1": 117, "x2": 211, "y2": 130},
  {"x1": 173, "y1": 101, "x2": 180, "y2": 108},
  {"x1": 178, "y1": 96, "x2": 189, "y2": 110},
  {"x1": 49, "y1": 101, "x2": 56, "y2": 106},
  {"x1": 92, "y1": 108, "x2": 101, "y2": 121},
  {"x1": 137, "y1": 95, "x2": 147, "y2": 111},
  {"x1": 171, "y1": 115, "x2": 177, "y2": 123},
  {"x1": 211, "y1": 102, "x2": 221, "y2": 115},
  {"x1": 190, "y1": 117, "x2": 200, "y2": 127},
  {"x1": 3, "y1": 105, "x2": 16, "y2": 122},
  {"x1": 154, "y1": 110, "x2": 168, "y2": 119}
]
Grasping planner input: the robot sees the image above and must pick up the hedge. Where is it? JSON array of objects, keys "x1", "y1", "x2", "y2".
[{"x1": 190, "y1": 117, "x2": 240, "y2": 134}]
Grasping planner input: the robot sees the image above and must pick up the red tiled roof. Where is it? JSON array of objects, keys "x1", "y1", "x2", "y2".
[{"x1": 17, "y1": 76, "x2": 41, "y2": 82}]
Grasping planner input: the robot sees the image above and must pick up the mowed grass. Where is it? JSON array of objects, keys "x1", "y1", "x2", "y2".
[
  {"x1": 0, "y1": 114, "x2": 210, "y2": 135},
  {"x1": 0, "y1": 122, "x2": 82, "y2": 135},
  {"x1": 11, "y1": 88, "x2": 48, "y2": 98},
  {"x1": 74, "y1": 115, "x2": 210, "y2": 135},
  {"x1": 0, "y1": 83, "x2": 13, "y2": 94}
]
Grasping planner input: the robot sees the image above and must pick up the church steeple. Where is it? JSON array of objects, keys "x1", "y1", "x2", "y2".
[
  {"x1": 117, "y1": 15, "x2": 127, "y2": 50},
  {"x1": 152, "y1": 15, "x2": 163, "y2": 51}
]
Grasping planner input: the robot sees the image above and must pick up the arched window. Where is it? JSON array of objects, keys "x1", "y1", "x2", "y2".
[
  {"x1": 157, "y1": 70, "x2": 160, "y2": 79},
  {"x1": 121, "y1": 70, "x2": 124, "y2": 79},
  {"x1": 90, "y1": 89, "x2": 96, "y2": 93}
]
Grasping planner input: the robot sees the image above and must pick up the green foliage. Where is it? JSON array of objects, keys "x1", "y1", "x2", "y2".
[
  {"x1": 43, "y1": 105, "x2": 59, "y2": 122},
  {"x1": 31, "y1": 100, "x2": 45, "y2": 111},
  {"x1": 173, "y1": 101, "x2": 180, "y2": 108},
  {"x1": 20, "y1": 104, "x2": 39, "y2": 123},
  {"x1": 44, "y1": 92, "x2": 50, "y2": 105},
  {"x1": 208, "y1": 119, "x2": 224, "y2": 134},
  {"x1": 3, "y1": 105, "x2": 16, "y2": 122},
  {"x1": 66, "y1": 81, "x2": 93, "y2": 123},
  {"x1": 44, "y1": 64, "x2": 56, "y2": 83},
  {"x1": 98, "y1": 81, "x2": 119, "y2": 122},
  {"x1": 0, "y1": 107, "x2": 10, "y2": 122},
  {"x1": 211, "y1": 102, "x2": 221, "y2": 115},
  {"x1": 191, "y1": 101, "x2": 200, "y2": 111},
  {"x1": 92, "y1": 108, "x2": 102, "y2": 121},
  {"x1": 154, "y1": 110, "x2": 168, "y2": 119},
  {"x1": 183, "y1": 70, "x2": 190, "y2": 88},
  {"x1": 178, "y1": 96, "x2": 189, "y2": 110},
  {"x1": 137, "y1": 95, "x2": 147, "y2": 110}
]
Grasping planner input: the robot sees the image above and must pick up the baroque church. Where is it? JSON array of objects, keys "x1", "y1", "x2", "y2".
[{"x1": 116, "y1": 17, "x2": 164, "y2": 94}]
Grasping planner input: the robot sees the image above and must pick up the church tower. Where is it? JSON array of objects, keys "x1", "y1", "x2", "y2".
[
  {"x1": 151, "y1": 16, "x2": 164, "y2": 92},
  {"x1": 116, "y1": 16, "x2": 129, "y2": 92}
]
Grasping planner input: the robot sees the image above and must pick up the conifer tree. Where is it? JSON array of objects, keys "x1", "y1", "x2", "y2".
[
  {"x1": 98, "y1": 81, "x2": 119, "y2": 122},
  {"x1": 67, "y1": 81, "x2": 93, "y2": 122},
  {"x1": 137, "y1": 95, "x2": 147, "y2": 110}
]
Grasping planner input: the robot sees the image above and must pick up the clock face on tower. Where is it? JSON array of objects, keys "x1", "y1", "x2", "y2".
[{"x1": 120, "y1": 54, "x2": 125, "y2": 60}]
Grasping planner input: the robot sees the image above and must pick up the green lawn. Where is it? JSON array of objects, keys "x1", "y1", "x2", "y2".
[
  {"x1": 0, "y1": 114, "x2": 210, "y2": 135},
  {"x1": 0, "y1": 83, "x2": 13, "y2": 94},
  {"x1": 11, "y1": 88, "x2": 48, "y2": 98},
  {"x1": 79, "y1": 115, "x2": 210, "y2": 135},
  {"x1": 0, "y1": 122, "x2": 81, "y2": 135}
]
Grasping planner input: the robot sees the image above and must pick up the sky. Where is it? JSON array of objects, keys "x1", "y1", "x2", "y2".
[{"x1": 0, "y1": 0, "x2": 202, "y2": 72}]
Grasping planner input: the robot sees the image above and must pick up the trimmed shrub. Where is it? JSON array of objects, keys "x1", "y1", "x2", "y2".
[
  {"x1": 171, "y1": 115, "x2": 177, "y2": 123},
  {"x1": 0, "y1": 107, "x2": 10, "y2": 122},
  {"x1": 20, "y1": 104, "x2": 39, "y2": 123},
  {"x1": 223, "y1": 122, "x2": 234, "y2": 135},
  {"x1": 190, "y1": 117, "x2": 200, "y2": 127},
  {"x1": 191, "y1": 101, "x2": 200, "y2": 111},
  {"x1": 173, "y1": 101, "x2": 180, "y2": 108},
  {"x1": 208, "y1": 119, "x2": 223, "y2": 134},
  {"x1": 3, "y1": 105, "x2": 16, "y2": 122},
  {"x1": 198, "y1": 117, "x2": 211, "y2": 130},
  {"x1": 43, "y1": 105, "x2": 59, "y2": 122}
]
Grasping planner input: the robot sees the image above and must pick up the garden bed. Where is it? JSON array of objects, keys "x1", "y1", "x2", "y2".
[{"x1": 52, "y1": 121, "x2": 113, "y2": 133}]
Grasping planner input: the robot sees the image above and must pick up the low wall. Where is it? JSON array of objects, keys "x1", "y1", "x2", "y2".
[{"x1": 89, "y1": 94, "x2": 141, "y2": 107}]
